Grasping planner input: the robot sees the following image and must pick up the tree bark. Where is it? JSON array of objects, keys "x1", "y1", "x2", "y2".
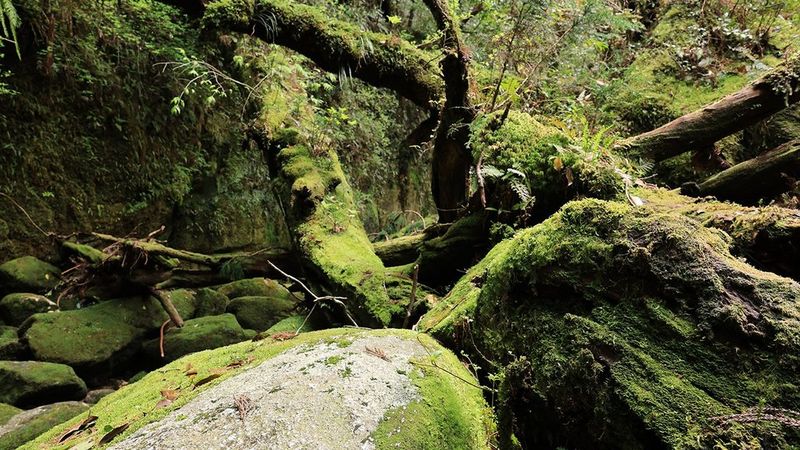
[
  {"x1": 617, "y1": 58, "x2": 800, "y2": 162},
  {"x1": 421, "y1": 0, "x2": 476, "y2": 222},
  {"x1": 685, "y1": 139, "x2": 800, "y2": 203}
]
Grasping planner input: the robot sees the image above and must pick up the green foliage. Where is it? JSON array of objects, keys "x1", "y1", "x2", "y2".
[{"x1": 0, "y1": 0, "x2": 20, "y2": 58}]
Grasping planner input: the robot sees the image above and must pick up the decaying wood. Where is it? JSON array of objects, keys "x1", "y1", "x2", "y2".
[
  {"x1": 687, "y1": 139, "x2": 800, "y2": 203},
  {"x1": 618, "y1": 57, "x2": 800, "y2": 162}
]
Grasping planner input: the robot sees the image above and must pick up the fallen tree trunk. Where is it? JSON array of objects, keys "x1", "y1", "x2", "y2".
[
  {"x1": 618, "y1": 57, "x2": 800, "y2": 162},
  {"x1": 684, "y1": 139, "x2": 800, "y2": 203}
]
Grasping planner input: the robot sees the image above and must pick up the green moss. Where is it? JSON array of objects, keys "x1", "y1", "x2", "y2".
[
  {"x1": 278, "y1": 144, "x2": 398, "y2": 326},
  {"x1": 226, "y1": 295, "x2": 298, "y2": 331},
  {"x1": 0, "y1": 325, "x2": 22, "y2": 359},
  {"x1": 0, "y1": 293, "x2": 56, "y2": 327},
  {"x1": 215, "y1": 278, "x2": 289, "y2": 300},
  {"x1": 0, "y1": 257, "x2": 60, "y2": 296},
  {"x1": 193, "y1": 288, "x2": 229, "y2": 317},
  {"x1": 0, "y1": 403, "x2": 21, "y2": 426},
  {"x1": 21, "y1": 293, "x2": 197, "y2": 370},
  {"x1": 264, "y1": 314, "x2": 317, "y2": 334},
  {"x1": 142, "y1": 314, "x2": 248, "y2": 362},
  {"x1": 426, "y1": 198, "x2": 800, "y2": 448},
  {"x1": 0, "y1": 361, "x2": 87, "y2": 407},
  {"x1": 0, "y1": 402, "x2": 88, "y2": 450},
  {"x1": 371, "y1": 334, "x2": 495, "y2": 450},
  {"x1": 202, "y1": 0, "x2": 255, "y2": 29}
]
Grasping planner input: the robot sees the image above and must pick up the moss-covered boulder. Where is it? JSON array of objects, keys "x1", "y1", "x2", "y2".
[
  {"x1": 0, "y1": 294, "x2": 56, "y2": 327},
  {"x1": 0, "y1": 402, "x2": 88, "y2": 450},
  {"x1": 0, "y1": 257, "x2": 60, "y2": 296},
  {"x1": 226, "y1": 295, "x2": 298, "y2": 331},
  {"x1": 193, "y1": 288, "x2": 229, "y2": 317},
  {"x1": 421, "y1": 199, "x2": 800, "y2": 449},
  {"x1": 142, "y1": 314, "x2": 248, "y2": 362},
  {"x1": 22, "y1": 329, "x2": 495, "y2": 450},
  {"x1": 214, "y1": 277, "x2": 290, "y2": 300},
  {"x1": 0, "y1": 361, "x2": 87, "y2": 408},
  {"x1": 0, "y1": 404, "x2": 20, "y2": 427},
  {"x1": 0, "y1": 326, "x2": 24, "y2": 360},
  {"x1": 20, "y1": 293, "x2": 197, "y2": 374}
]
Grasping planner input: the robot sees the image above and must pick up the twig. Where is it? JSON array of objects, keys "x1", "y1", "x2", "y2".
[
  {"x1": 159, "y1": 319, "x2": 173, "y2": 358},
  {"x1": 0, "y1": 192, "x2": 51, "y2": 237},
  {"x1": 150, "y1": 288, "x2": 185, "y2": 328},
  {"x1": 266, "y1": 260, "x2": 359, "y2": 327},
  {"x1": 414, "y1": 335, "x2": 496, "y2": 392}
]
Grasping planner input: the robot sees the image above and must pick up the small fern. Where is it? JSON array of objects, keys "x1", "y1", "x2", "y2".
[{"x1": 0, "y1": 0, "x2": 20, "y2": 59}]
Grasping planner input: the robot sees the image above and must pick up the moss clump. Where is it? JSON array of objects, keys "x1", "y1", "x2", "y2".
[
  {"x1": 0, "y1": 403, "x2": 21, "y2": 426},
  {"x1": 469, "y1": 111, "x2": 626, "y2": 217},
  {"x1": 226, "y1": 295, "x2": 298, "y2": 331},
  {"x1": 278, "y1": 144, "x2": 399, "y2": 326},
  {"x1": 371, "y1": 334, "x2": 496, "y2": 450},
  {"x1": 423, "y1": 198, "x2": 800, "y2": 448},
  {"x1": 142, "y1": 314, "x2": 248, "y2": 363},
  {"x1": 264, "y1": 314, "x2": 318, "y2": 334},
  {"x1": 20, "y1": 292, "x2": 197, "y2": 373},
  {"x1": 0, "y1": 257, "x2": 60, "y2": 296},
  {"x1": 0, "y1": 401, "x2": 88, "y2": 450},
  {"x1": 202, "y1": 0, "x2": 255, "y2": 30},
  {"x1": 0, "y1": 361, "x2": 87, "y2": 408}
]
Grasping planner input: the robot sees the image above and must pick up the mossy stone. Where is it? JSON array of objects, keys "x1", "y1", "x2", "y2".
[
  {"x1": 0, "y1": 401, "x2": 87, "y2": 450},
  {"x1": 0, "y1": 293, "x2": 56, "y2": 327},
  {"x1": 0, "y1": 404, "x2": 20, "y2": 427},
  {"x1": 21, "y1": 329, "x2": 494, "y2": 450},
  {"x1": 0, "y1": 361, "x2": 87, "y2": 408},
  {"x1": 0, "y1": 257, "x2": 60, "y2": 296},
  {"x1": 226, "y1": 296, "x2": 298, "y2": 331},
  {"x1": 21, "y1": 293, "x2": 197, "y2": 372},
  {"x1": 142, "y1": 314, "x2": 248, "y2": 362},
  {"x1": 0, "y1": 326, "x2": 23, "y2": 360},
  {"x1": 193, "y1": 288, "x2": 229, "y2": 317},
  {"x1": 215, "y1": 278, "x2": 292, "y2": 300},
  {"x1": 264, "y1": 314, "x2": 316, "y2": 334}
]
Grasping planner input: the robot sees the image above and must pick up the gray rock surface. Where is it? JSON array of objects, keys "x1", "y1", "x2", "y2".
[{"x1": 110, "y1": 335, "x2": 426, "y2": 450}]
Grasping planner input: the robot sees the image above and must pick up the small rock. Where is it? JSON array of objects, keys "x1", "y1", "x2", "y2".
[
  {"x1": 0, "y1": 361, "x2": 87, "y2": 408},
  {"x1": 193, "y1": 288, "x2": 229, "y2": 317},
  {"x1": 83, "y1": 388, "x2": 116, "y2": 405},
  {"x1": 0, "y1": 401, "x2": 88, "y2": 449},
  {"x1": 0, "y1": 404, "x2": 20, "y2": 427},
  {"x1": 215, "y1": 277, "x2": 293, "y2": 300},
  {"x1": 0, "y1": 326, "x2": 24, "y2": 360},
  {"x1": 142, "y1": 314, "x2": 248, "y2": 362},
  {"x1": 0, "y1": 293, "x2": 57, "y2": 326},
  {"x1": 0, "y1": 257, "x2": 60, "y2": 296},
  {"x1": 226, "y1": 296, "x2": 298, "y2": 331}
]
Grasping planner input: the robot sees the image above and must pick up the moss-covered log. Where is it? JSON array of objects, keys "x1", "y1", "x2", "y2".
[
  {"x1": 273, "y1": 132, "x2": 402, "y2": 326},
  {"x1": 197, "y1": 0, "x2": 442, "y2": 109},
  {"x1": 618, "y1": 57, "x2": 800, "y2": 162},
  {"x1": 421, "y1": 199, "x2": 800, "y2": 448},
  {"x1": 685, "y1": 139, "x2": 800, "y2": 204}
]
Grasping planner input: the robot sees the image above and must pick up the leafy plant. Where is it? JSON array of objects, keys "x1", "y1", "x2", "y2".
[{"x1": 0, "y1": 0, "x2": 20, "y2": 58}]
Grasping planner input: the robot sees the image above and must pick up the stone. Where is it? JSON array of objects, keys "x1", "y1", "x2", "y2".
[
  {"x1": 0, "y1": 257, "x2": 60, "y2": 296},
  {"x1": 83, "y1": 388, "x2": 116, "y2": 405},
  {"x1": 193, "y1": 288, "x2": 229, "y2": 317},
  {"x1": 0, "y1": 361, "x2": 87, "y2": 408},
  {"x1": 0, "y1": 404, "x2": 20, "y2": 427},
  {"x1": 226, "y1": 295, "x2": 298, "y2": 331},
  {"x1": 214, "y1": 277, "x2": 293, "y2": 300},
  {"x1": 20, "y1": 293, "x2": 197, "y2": 373},
  {"x1": 0, "y1": 293, "x2": 56, "y2": 327},
  {"x1": 0, "y1": 401, "x2": 87, "y2": 450},
  {"x1": 0, "y1": 326, "x2": 23, "y2": 360},
  {"x1": 24, "y1": 329, "x2": 495, "y2": 450},
  {"x1": 142, "y1": 314, "x2": 248, "y2": 362}
]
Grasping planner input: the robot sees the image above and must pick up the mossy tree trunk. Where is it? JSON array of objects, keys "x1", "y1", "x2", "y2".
[{"x1": 618, "y1": 57, "x2": 800, "y2": 162}]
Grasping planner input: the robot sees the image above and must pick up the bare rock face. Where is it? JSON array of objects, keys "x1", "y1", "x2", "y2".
[{"x1": 23, "y1": 329, "x2": 494, "y2": 450}]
